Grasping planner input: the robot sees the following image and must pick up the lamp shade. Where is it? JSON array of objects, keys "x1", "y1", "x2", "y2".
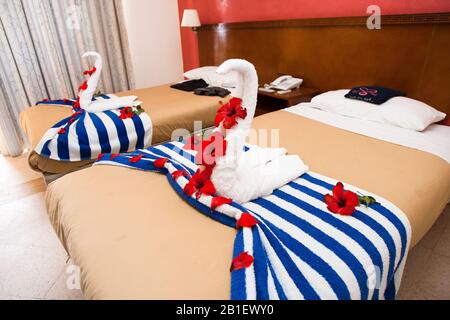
[{"x1": 181, "y1": 9, "x2": 201, "y2": 28}]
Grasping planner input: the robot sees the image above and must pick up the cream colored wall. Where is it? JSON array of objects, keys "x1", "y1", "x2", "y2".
[{"x1": 122, "y1": 0, "x2": 183, "y2": 89}]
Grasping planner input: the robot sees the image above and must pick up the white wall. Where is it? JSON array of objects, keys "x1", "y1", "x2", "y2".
[{"x1": 122, "y1": 0, "x2": 183, "y2": 89}]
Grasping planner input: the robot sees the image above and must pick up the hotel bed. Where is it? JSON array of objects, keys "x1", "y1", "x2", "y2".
[
  {"x1": 41, "y1": 12, "x2": 450, "y2": 299},
  {"x1": 45, "y1": 104, "x2": 450, "y2": 299},
  {"x1": 20, "y1": 84, "x2": 230, "y2": 175}
]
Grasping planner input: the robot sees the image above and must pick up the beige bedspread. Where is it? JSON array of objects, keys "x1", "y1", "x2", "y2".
[
  {"x1": 19, "y1": 84, "x2": 228, "y2": 174},
  {"x1": 45, "y1": 110, "x2": 450, "y2": 299}
]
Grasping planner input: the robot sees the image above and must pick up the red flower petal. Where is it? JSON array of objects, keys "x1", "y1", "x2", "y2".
[
  {"x1": 201, "y1": 179, "x2": 216, "y2": 196},
  {"x1": 129, "y1": 154, "x2": 144, "y2": 163},
  {"x1": 229, "y1": 97, "x2": 242, "y2": 107},
  {"x1": 343, "y1": 190, "x2": 359, "y2": 207},
  {"x1": 235, "y1": 107, "x2": 247, "y2": 119},
  {"x1": 97, "y1": 153, "x2": 104, "y2": 161},
  {"x1": 83, "y1": 66, "x2": 96, "y2": 76},
  {"x1": 58, "y1": 128, "x2": 66, "y2": 135},
  {"x1": 79, "y1": 81, "x2": 88, "y2": 91},
  {"x1": 183, "y1": 183, "x2": 197, "y2": 197},
  {"x1": 214, "y1": 113, "x2": 226, "y2": 128},
  {"x1": 222, "y1": 116, "x2": 238, "y2": 129},
  {"x1": 332, "y1": 182, "x2": 345, "y2": 200},
  {"x1": 154, "y1": 158, "x2": 168, "y2": 169},
  {"x1": 172, "y1": 170, "x2": 189, "y2": 180},
  {"x1": 110, "y1": 154, "x2": 119, "y2": 160},
  {"x1": 211, "y1": 196, "x2": 232, "y2": 210},
  {"x1": 236, "y1": 213, "x2": 258, "y2": 229},
  {"x1": 338, "y1": 206, "x2": 357, "y2": 216},
  {"x1": 326, "y1": 201, "x2": 341, "y2": 214},
  {"x1": 230, "y1": 251, "x2": 254, "y2": 272},
  {"x1": 324, "y1": 194, "x2": 334, "y2": 204}
]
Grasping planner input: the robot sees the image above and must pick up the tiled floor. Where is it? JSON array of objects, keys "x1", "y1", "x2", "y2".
[
  {"x1": 0, "y1": 154, "x2": 82, "y2": 300},
  {"x1": 0, "y1": 153, "x2": 448, "y2": 300}
]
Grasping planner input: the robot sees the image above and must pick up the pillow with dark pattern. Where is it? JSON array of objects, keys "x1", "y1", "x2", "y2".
[{"x1": 345, "y1": 86, "x2": 405, "y2": 105}]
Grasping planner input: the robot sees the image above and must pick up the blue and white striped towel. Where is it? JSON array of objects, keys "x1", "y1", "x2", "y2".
[
  {"x1": 34, "y1": 95, "x2": 152, "y2": 161},
  {"x1": 96, "y1": 140, "x2": 411, "y2": 300}
]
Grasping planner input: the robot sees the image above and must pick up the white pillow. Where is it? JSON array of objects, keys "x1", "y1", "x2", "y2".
[
  {"x1": 379, "y1": 97, "x2": 446, "y2": 131},
  {"x1": 183, "y1": 66, "x2": 238, "y2": 88},
  {"x1": 311, "y1": 90, "x2": 446, "y2": 131},
  {"x1": 311, "y1": 89, "x2": 385, "y2": 123}
]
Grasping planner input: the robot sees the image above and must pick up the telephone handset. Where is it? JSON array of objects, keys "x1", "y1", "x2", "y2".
[{"x1": 269, "y1": 75, "x2": 303, "y2": 91}]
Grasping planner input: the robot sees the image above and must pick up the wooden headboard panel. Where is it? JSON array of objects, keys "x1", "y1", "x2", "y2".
[{"x1": 198, "y1": 13, "x2": 450, "y2": 116}]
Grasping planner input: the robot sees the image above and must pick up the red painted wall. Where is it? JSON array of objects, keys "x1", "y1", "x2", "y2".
[{"x1": 178, "y1": 0, "x2": 450, "y2": 71}]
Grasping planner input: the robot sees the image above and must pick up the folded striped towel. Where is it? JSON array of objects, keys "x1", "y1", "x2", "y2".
[
  {"x1": 34, "y1": 95, "x2": 152, "y2": 162},
  {"x1": 96, "y1": 140, "x2": 411, "y2": 300}
]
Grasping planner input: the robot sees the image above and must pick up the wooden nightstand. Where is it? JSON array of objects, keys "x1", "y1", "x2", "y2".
[{"x1": 256, "y1": 87, "x2": 321, "y2": 116}]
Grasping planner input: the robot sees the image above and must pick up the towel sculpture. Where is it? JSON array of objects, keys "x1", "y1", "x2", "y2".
[
  {"x1": 96, "y1": 59, "x2": 411, "y2": 300},
  {"x1": 34, "y1": 52, "x2": 152, "y2": 162},
  {"x1": 210, "y1": 59, "x2": 308, "y2": 203}
]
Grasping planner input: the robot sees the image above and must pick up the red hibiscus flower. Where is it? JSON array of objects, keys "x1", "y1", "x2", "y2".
[
  {"x1": 83, "y1": 67, "x2": 96, "y2": 76},
  {"x1": 324, "y1": 182, "x2": 359, "y2": 216},
  {"x1": 215, "y1": 97, "x2": 247, "y2": 129},
  {"x1": 184, "y1": 133, "x2": 227, "y2": 167},
  {"x1": 230, "y1": 251, "x2": 254, "y2": 272},
  {"x1": 183, "y1": 167, "x2": 216, "y2": 199},
  {"x1": 119, "y1": 107, "x2": 134, "y2": 119}
]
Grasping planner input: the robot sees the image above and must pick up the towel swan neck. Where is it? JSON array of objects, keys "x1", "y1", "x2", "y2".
[
  {"x1": 79, "y1": 51, "x2": 102, "y2": 109},
  {"x1": 77, "y1": 52, "x2": 139, "y2": 113}
]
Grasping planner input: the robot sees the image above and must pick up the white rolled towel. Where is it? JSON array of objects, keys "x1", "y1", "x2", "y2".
[
  {"x1": 213, "y1": 147, "x2": 308, "y2": 204},
  {"x1": 83, "y1": 96, "x2": 142, "y2": 113}
]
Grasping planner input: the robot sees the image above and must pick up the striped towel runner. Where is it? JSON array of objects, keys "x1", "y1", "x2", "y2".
[{"x1": 96, "y1": 140, "x2": 411, "y2": 300}]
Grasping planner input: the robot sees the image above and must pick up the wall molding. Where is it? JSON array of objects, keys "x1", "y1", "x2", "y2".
[{"x1": 200, "y1": 12, "x2": 450, "y2": 31}]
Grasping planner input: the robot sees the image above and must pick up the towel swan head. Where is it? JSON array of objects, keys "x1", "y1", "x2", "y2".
[
  {"x1": 216, "y1": 59, "x2": 258, "y2": 135},
  {"x1": 78, "y1": 51, "x2": 103, "y2": 109}
]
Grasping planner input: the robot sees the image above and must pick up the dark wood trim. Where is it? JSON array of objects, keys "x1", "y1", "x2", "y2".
[
  {"x1": 198, "y1": 12, "x2": 450, "y2": 115},
  {"x1": 199, "y1": 12, "x2": 450, "y2": 31}
]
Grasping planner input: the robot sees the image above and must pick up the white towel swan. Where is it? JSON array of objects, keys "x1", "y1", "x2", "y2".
[
  {"x1": 211, "y1": 59, "x2": 309, "y2": 204},
  {"x1": 79, "y1": 52, "x2": 140, "y2": 113}
]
